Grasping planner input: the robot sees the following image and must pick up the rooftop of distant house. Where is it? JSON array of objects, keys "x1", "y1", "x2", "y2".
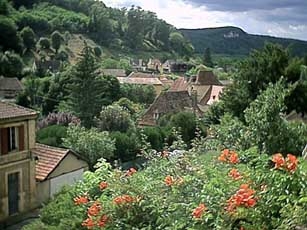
[{"x1": 0, "y1": 101, "x2": 38, "y2": 121}]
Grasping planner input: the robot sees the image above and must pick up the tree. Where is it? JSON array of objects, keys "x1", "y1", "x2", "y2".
[
  {"x1": 203, "y1": 47, "x2": 213, "y2": 67},
  {"x1": 62, "y1": 124, "x2": 115, "y2": 168},
  {"x1": 38, "y1": 37, "x2": 51, "y2": 49},
  {"x1": 20, "y1": 26, "x2": 36, "y2": 51},
  {"x1": 0, "y1": 0, "x2": 10, "y2": 15},
  {"x1": 0, "y1": 51, "x2": 24, "y2": 78},
  {"x1": 220, "y1": 43, "x2": 289, "y2": 118},
  {"x1": 0, "y1": 16, "x2": 21, "y2": 52},
  {"x1": 51, "y1": 30, "x2": 63, "y2": 53},
  {"x1": 96, "y1": 105, "x2": 133, "y2": 133},
  {"x1": 67, "y1": 45, "x2": 104, "y2": 128}
]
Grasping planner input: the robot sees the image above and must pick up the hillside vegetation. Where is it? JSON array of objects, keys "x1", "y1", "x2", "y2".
[
  {"x1": 180, "y1": 26, "x2": 307, "y2": 56},
  {"x1": 0, "y1": 0, "x2": 194, "y2": 63}
]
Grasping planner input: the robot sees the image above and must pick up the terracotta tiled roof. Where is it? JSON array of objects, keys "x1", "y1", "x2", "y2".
[
  {"x1": 118, "y1": 76, "x2": 163, "y2": 85},
  {"x1": 33, "y1": 143, "x2": 71, "y2": 181},
  {"x1": 98, "y1": 69, "x2": 126, "y2": 77},
  {"x1": 159, "y1": 77, "x2": 174, "y2": 86},
  {"x1": 193, "y1": 70, "x2": 222, "y2": 85},
  {"x1": 0, "y1": 77, "x2": 23, "y2": 91},
  {"x1": 128, "y1": 72, "x2": 160, "y2": 78},
  {"x1": 138, "y1": 90, "x2": 202, "y2": 126},
  {"x1": 169, "y1": 77, "x2": 188, "y2": 91},
  {"x1": 0, "y1": 101, "x2": 38, "y2": 120}
]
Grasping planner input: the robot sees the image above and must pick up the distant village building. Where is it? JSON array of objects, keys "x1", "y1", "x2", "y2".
[
  {"x1": 162, "y1": 60, "x2": 176, "y2": 73},
  {"x1": 138, "y1": 91, "x2": 201, "y2": 127},
  {"x1": 223, "y1": 31, "x2": 240, "y2": 38},
  {"x1": 131, "y1": 59, "x2": 147, "y2": 72},
  {"x1": 33, "y1": 143, "x2": 88, "y2": 203},
  {"x1": 117, "y1": 72, "x2": 164, "y2": 95},
  {"x1": 169, "y1": 70, "x2": 225, "y2": 112},
  {"x1": 0, "y1": 77, "x2": 23, "y2": 101},
  {"x1": 0, "y1": 101, "x2": 38, "y2": 224},
  {"x1": 188, "y1": 70, "x2": 224, "y2": 106},
  {"x1": 162, "y1": 60, "x2": 193, "y2": 73},
  {"x1": 97, "y1": 69, "x2": 126, "y2": 78},
  {"x1": 147, "y1": 59, "x2": 162, "y2": 72}
]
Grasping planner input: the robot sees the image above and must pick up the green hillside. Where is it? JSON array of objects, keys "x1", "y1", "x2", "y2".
[
  {"x1": 180, "y1": 26, "x2": 307, "y2": 57},
  {"x1": 0, "y1": 0, "x2": 194, "y2": 71}
]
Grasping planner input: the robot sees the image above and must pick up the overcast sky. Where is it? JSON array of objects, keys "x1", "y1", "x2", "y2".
[{"x1": 102, "y1": 0, "x2": 307, "y2": 41}]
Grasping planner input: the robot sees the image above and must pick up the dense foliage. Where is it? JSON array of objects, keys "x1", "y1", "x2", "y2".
[{"x1": 23, "y1": 146, "x2": 307, "y2": 229}]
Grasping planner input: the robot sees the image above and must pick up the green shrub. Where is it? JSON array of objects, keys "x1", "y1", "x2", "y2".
[{"x1": 36, "y1": 124, "x2": 67, "y2": 147}]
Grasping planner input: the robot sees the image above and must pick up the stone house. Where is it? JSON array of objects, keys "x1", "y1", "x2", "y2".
[
  {"x1": 188, "y1": 70, "x2": 224, "y2": 106},
  {"x1": 117, "y1": 72, "x2": 164, "y2": 95},
  {"x1": 147, "y1": 59, "x2": 162, "y2": 72},
  {"x1": 138, "y1": 91, "x2": 201, "y2": 126},
  {"x1": 0, "y1": 101, "x2": 38, "y2": 224}
]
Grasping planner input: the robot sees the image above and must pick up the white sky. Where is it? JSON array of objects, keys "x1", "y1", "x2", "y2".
[{"x1": 102, "y1": 0, "x2": 307, "y2": 41}]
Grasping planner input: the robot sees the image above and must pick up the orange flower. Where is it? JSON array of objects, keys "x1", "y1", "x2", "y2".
[
  {"x1": 87, "y1": 202, "x2": 101, "y2": 216},
  {"x1": 218, "y1": 149, "x2": 239, "y2": 164},
  {"x1": 229, "y1": 152, "x2": 239, "y2": 164},
  {"x1": 226, "y1": 184, "x2": 256, "y2": 212},
  {"x1": 228, "y1": 168, "x2": 243, "y2": 180},
  {"x1": 192, "y1": 203, "x2": 207, "y2": 219},
  {"x1": 164, "y1": 175, "x2": 174, "y2": 186},
  {"x1": 99, "y1": 181, "x2": 108, "y2": 190},
  {"x1": 113, "y1": 195, "x2": 134, "y2": 205},
  {"x1": 125, "y1": 168, "x2": 137, "y2": 177},
  {"x1": 81, "y1": 217, "x2": 95, "y2": 229},
  {"x1": 285, "y1": 154, "x2": 298, "y2": 173},
  {"x1": 74, "y1": 196, "x2": 89, "y2": 205},
  {"x1": 272, "y1": 153, "x2": 285, "y2": 169},
  {"x1": 97, "y1": 214, "x2": 108, "y2": 227}
]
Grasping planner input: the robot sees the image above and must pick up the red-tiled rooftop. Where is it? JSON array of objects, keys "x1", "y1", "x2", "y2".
[
  {"x1": 33, "y1": 143, "x2": 70, "y2": 181},
  {"x1": 0, "y1": 101, "x2": 38, "y2": 120}
]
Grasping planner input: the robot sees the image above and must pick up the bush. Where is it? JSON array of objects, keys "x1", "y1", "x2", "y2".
[
  {"x1": 26, "y1": 148, "x2": 307, "y2": 229},
  {"x1": 110, "y1": 131, "x2": 139, "y2": 162},
  {"x1": 62, "y1": 124, "x2": 115, "y2": 169},
  {"x1": 36, "y1": 125, "x2": 67, "y2": 147}
]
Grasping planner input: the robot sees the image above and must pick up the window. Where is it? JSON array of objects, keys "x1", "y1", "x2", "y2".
[
  {"x1": 0, "y1": 125, "x2": 23, "y2": 155},
  {"x1": 8, "y1": 127, "x2": 17, "y2": 152}
]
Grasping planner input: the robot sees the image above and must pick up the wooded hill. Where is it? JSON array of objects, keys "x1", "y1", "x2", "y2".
[
  {"x1": 180, "y1": 26, "x2": 307, "y2": 57},
  {"x1": 0, "y1": 0, "x2": 194, "y2": 63}
]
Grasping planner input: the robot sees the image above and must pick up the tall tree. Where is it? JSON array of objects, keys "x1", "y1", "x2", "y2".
[
  {"x1": 51, "y1": 30, "x2": 63, "y2": 53},
  {"x1": 203, "y1": 47, "x2": 213, "y2": 67},
  {"x1": 20, "y1": 26, "x2": 36, "y2": 51},
  {"x1": 67, "y1": 45, "x2": 104, "y2": 128}
]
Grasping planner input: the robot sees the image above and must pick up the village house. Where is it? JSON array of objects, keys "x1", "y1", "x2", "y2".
[
  {"x1": 169, "y1": 70, "x2": 225, "y2": 112},
  {"x1": 117, "y1": 72, "x2": 164, "y2": 95},
  {"x1": 0, "y1": 101, "x2": 38, "y2": 224},
  {"x1": 188, "y1": 70, "x2": 224, "y2": 107},
  {"x1": 97, "y1": 68, "x2": 127, "y2": 78},
  {"x1": 0, "y1": 102, "x2": 89, "y2": 226},
  {"x1": 33, "y1": 143, "x2": 88, "y2": 204},
  {"x1": 131, "y1": 59, "x2": 147, "y2": 72},
  {"x1": 0, "y1": 77, "x2": 23, "y2": 101},
  {"x1": 162, "y1": 60, "x2": 176, "y2": 73},
  {"x1": 138, "y1": 91, "x2": 201, "y2": 126},
  {"x1": 147, "y1": 58, "x2": 162, "y2": 72}
]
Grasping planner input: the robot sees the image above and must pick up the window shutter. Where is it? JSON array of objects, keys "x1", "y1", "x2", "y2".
[
  {"x1": 18, "y1": 125, "x2": 25, "y2": 151},
  {"x1": 1, "y1": 128, "x2": 8, "y2": 155}
]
